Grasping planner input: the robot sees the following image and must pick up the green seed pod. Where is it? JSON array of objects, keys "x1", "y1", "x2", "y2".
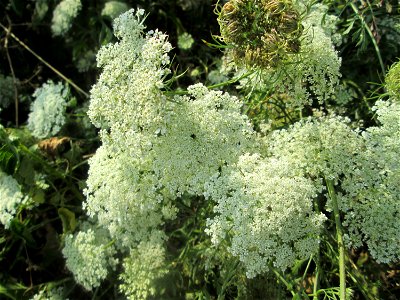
[{"x1": 218, "y1": 0, "x2": 303, "y2": 68}]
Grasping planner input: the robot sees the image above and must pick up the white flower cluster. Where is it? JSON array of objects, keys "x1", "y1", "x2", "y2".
[
  {"x1": 340, "y1": 99, "x2": 400, "y2": 263},
  {"x1": 65, "y1": 9, "x2": 400, "y2": 291},
  {"x1": 89, "y1": 8, "x2": 170, "y2": 131},
  {"x1": 267, "y1": 116, "x2": 363, "y2": 186},
  {"x1": 51, "y1": 0, "x2": 82, "y2": 36},
  {"x1": 265, "y1": 109, "x2": 400, "y2": 264},
  {"x1": 30, "y1": 287, "x2": 67, "y2": 300},
  {"x1": 67, "y1": 10, "x2": 176, "y2": 294},
  {"x1": 152, "y1": 83, "x2": 255, "y2": 196},
  {"x1": 288, "y1": 2, "x2": 342, "y2": 107},
  {"x1": 27, "y1": 81, "x2": 69, "y2": 139},
  {"x1": 205, "y1": 153, "x2": 326, "y2": 276},
  {"x1": 84, "y1": 144, "x2": 172, "y2": 249},
  {"x1": 119, "y1": 239, "x2": 168, "y2": 300},
  {"x1": 68, "y1": 8, "x2": 257, "y2": 295},
  {"x1": 0, "y1": 171, "x2": 28, "y2": 228},
  {"x1": 62, "y1": 224, "x2": 118, "y2": 290},
  {"x1": 101, "y1": 1, "x2": 130, "y2": 20},
  {"x1": 301, "y1": 2, "x2": 342, "y2": 45}
]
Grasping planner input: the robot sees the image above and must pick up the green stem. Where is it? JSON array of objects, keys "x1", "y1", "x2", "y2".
[
  {"x1": 347, "y1": 256, "x2": 379, "y2": 300},
  {"x1": 349, "y1": 2, "x2": 385, "y2": 75},
  {"x1": 28, "y1": 217, "x2": 60, "y2": 232},
  {"x1": 313, "y1": 267, "x2": 320, "y2": 300},
  {"x1": 311, "y1": 251, "x2": 321, "y2": 300},
  {"x1": 207, "y1": 70, "x2": 254, "y2": 90},
  {"x1": 326, "y1": 179, "x2": 346, "y2": 300},
  {"x1": 312, "y1": 197, "x2": 322, "y2": 300},
  {"x1": 163, "y1": 70, "x2": 254, "y2": 96},
  {"x1": 271, "y1": 268, "x2": 296, "y2": 297}
]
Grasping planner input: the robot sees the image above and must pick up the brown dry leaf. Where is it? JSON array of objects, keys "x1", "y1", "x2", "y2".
[
  {"x1": 38, "y1": 137, "x2": 70, "y2": 157},
  {"x1": 301, "y1": 275, "x2": 316, "y2": 294}
]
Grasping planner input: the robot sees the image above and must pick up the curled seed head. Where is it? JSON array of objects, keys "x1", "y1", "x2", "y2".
[{"x1": 218, "y1": 0, "x2": 303, "y2": 68}]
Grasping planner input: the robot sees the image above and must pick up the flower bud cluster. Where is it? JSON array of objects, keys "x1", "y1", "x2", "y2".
[
  {"x1": 27, "y1": 80, "x2": 69, "y2": 139},
  {"x1": 101, "y1": 1, "x2": 130, "y2": 20},
  {"x1": 51, "y1": 0, "x2": 82, "y2": 36},
  {"x1": 62, "y1": 224, "x2": 118, "y2": 290}
]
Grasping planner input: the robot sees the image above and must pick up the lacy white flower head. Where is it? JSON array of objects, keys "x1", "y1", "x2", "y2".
[
  {"x1": 291, "y1": 3, "x2": 342, "y2": 106},
  {"x1": 101, "y1": 1, "x2": 130, "y2": 20},
  {"x1": 265, "y1": 114, "x2": 361, "y2": 209},
  {"x1": 89, "y1": 8, "x2": 172, "y2": 131},
  {"x1": 27, "y1": 80, "x2": 69, "y2": 139},
  {"x1": 205, "y1": 153, "x2": 326, "y2": 277},
  {"x1": 266, "y1": 110, "x2": 400, "y2": 264},
  {"x1": 267, "y1": 115, "x2": 363, "y2": 187},
  {"x1": 299, "y1": 1, "x2": 342, "y2": 45},
  {"x1": 62, "y1": 222, "x2": 118, "y2": 290},
  {"x1": 119, "y1": 239, "x2": 169, "y2": 299},
  {"x1": 0, "y1": 171, "x2": 28, "y2": 228},
  {"x1": 51, "y1": 0, "x2": 82, "y2": 36},
  {"x1": 83, "y1": 144, "x2": 176, "y2": 249},
  {"x1": 151, "y1": 83, "x2": 256, "y2": 196},
  {"x1": 85, "y1": 87, "x2": 255, "y2": 248},
  {"x1": 88, "y1": 8, "x2": 258, "y2": 196},
  {"x1": 340, "y1": 99, "x2": 400, "y2": 264},
  {"x1": 85, "y1": 9, "x2": 177, "y2": 253}
]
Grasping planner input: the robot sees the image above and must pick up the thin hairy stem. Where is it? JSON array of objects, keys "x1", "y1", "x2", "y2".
[{"x1": 0, "y1": 22, "x2": 89, "y2": 98}]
